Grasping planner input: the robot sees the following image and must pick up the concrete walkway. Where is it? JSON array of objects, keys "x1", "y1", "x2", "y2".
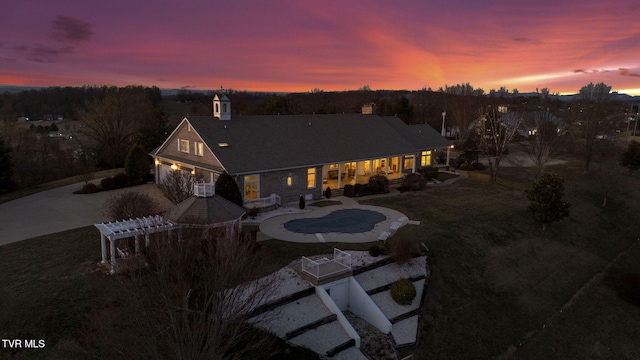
[{"x1": 0, "y1": 181, "x2": 172, "y2": 246}]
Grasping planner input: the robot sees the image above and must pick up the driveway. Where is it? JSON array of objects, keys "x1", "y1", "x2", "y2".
[{"x1": 0, "y1": 181, "x2": 172, "y2": 246}]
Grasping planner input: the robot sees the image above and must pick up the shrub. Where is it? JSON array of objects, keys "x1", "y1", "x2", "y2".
[
  {"x1": 142, "y1": 173, "x2": 155, "y2": 183},
  {"x1": 402, "y1": 173, "x2": 426, "y2": 191},
  {"x1": 103, "y1": 190, "x2": 161, "y2": 221},
  {"x1": 459, "y1": 163, "x2": 475, "y2": 171},
  {"x1": 246, "y1": 207, "x2": 259, "y2": 219},
  {"x1": 387, "y1": 236, "x2": 422, "y2": 264},
  {"x1": 368, "y1": 175, "x2": 390, "y2": 194},
  {"x1": 113, "y1": 173, "x2": 131, "y2": 188},
  {"x1": 343, "y1": 184, "x2": 355, "y2": 197},
  {"x1": 100, "y1": 177, "x2": 116, "y2": 191},
  {"x1": 368, "y1": 244, "x2": 381, "y2": 257},
  {"x1": 215, "y1": 172, "x2": 243, "y2": 206},
  {"x1": 299, "y1": 195, "x2": 305, "y2": 209},
  {"x1": 83, "y1": 182, "x2": 99, "y2": 194},
  {"x1": 418, "y1": 166, "x2": 439, "y2": 180},
  {"x1": 124, "y1": 143, "x2": 150, "y2": 181},
  {"x1": 473, "y1": 162, "x2": 486, "y2": 170},
  {"x1": 324, "y1": 186, "x2": 331, "y2": 199},
  {"x1": 390, "y1": 278, "x2": 417, "y2": 305}
]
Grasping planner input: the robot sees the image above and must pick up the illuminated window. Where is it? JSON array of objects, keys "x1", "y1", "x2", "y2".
[
  {"x1": 421, "y1": 151, "x2": 432, "y2": 166},
  {"x1": 194, "y1": 142, "x2": 204, "y2": 156},
  {"x1": 307, "y1": 168, "x2": 316, "y2": 189},
  {"x1": 403, "y1": 155, "x2": 414, "y2": 171},
  {"x1": 244, "y1": 175, "x2": 259, "y2": 200},
  {"x1": 178, "y1": 139, "x2": 189, "y2": 153}
]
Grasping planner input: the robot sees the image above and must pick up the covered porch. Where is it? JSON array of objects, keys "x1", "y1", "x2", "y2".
[{"x1": 321, "y1": 151, "x2": 435, "y2": 190}]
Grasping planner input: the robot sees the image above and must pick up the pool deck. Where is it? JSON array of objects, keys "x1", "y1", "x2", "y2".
[{"x1": 258, "y1": 195, "x2": 409, "y2": 243}]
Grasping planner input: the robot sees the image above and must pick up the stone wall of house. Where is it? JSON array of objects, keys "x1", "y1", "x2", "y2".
[{"x1": 236, "y1": 166, "x2": 322, "y2": 205}]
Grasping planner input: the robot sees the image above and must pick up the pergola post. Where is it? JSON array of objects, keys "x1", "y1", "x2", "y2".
[
  {"x1": 109, "y1": 238, "x2": 117, "y2": 274},
  {"x1": 100, "y1": 234, "x2": 107, "y2": 264},
  {"x1": 145, "y1": 234, "x2": 150, "y2": 247},
  {"x1": 135, "y1": 235, "x2": 140, "y2": 256}
]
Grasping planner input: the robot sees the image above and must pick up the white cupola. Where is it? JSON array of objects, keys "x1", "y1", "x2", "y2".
[{"x1": 213, "y1": 94, "x2": 231, "y2": 120}]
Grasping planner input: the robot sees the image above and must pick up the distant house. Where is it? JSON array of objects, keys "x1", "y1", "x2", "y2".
[
  {"x1": 150, "y1": 95, "x2": 449, "y2": 205},
  {"x1": 48, "y1": 130, "x2": 72, "y2": 139}
]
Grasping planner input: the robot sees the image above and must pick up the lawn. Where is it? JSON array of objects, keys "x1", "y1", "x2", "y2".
[{"x1": 1, "y1": 161, "x2": 639, "y2": 359}]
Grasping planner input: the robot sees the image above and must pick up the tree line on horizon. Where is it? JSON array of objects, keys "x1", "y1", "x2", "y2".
[{"x1": 0, "y1": 82, "x2": 638, "y2": 193}]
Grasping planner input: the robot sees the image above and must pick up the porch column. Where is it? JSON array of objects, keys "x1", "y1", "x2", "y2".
[
  {"x1": 100, "y1": 234, "x2": 107, "y2": 264},
  {"x1": 446, "y1": 146, "x2": 452, "y2": 167},
  {"x1": 354, "y1": 162, "x2": 359, "y2": 184},
  {"x1": 385, "y1": 158, "x2": 389, "y2": 177},
  {"x1": 110, "y1": 238, "x2": 117, "y2": 274},
  {"x1": 412, "y1": 154, "x2": 417, "y2": 173},
  {"x1": 337, "y1": 164, "x2": 342, "y2": 189},
  {"x1": 145, "y1": 234, "x2": 150, "y2": 247}
]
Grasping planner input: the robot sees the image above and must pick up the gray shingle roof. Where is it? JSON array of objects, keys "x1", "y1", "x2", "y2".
[
  {"x1": 168, "y1": 195, "x2": 245, "y2": 226},
  {"x1": 187, "y1": 114, "x2": 448, "y2": 174}
]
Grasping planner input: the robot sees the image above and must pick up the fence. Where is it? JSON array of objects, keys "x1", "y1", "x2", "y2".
[
  {"x1": 301, "y1": 248, "x2": 352, "y2": 280},
  {"x1": 245, "y1": 193, "x2": 281, "y2": 208}
]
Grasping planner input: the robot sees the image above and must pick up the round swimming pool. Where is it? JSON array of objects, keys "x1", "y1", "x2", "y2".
[{"x1": 283, "y1": 208, "x2": 386, "y2": 234}]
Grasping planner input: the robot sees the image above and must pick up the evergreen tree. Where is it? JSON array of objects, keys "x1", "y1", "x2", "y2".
[
  {"x1": 214, "y1": 172, "x2": 243, "y2": 206},
  {"x1": 621, "y1": 140, "x2": 640, "y2": 174},
  {"x1": 525, "y1": 172, "x2": 570, "y2": 232},
  {"x1": 0, "y1": 137, "x2": 17, "y2": 194},
  {"x1": 124, "y1": 143, "x2": 150, "y2": 181}
]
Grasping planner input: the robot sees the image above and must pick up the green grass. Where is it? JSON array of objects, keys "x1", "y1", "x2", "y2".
[
  {"x1": 1, "y1": 158, "x2": 639, "y2": 359},
  {"x1": 0, "y1": 168, "x2": 124, "y2": 205}
]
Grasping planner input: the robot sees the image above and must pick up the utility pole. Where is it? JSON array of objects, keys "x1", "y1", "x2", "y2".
[{"x1": 441, "y1": 111, "x2": 446, "y2": 137}]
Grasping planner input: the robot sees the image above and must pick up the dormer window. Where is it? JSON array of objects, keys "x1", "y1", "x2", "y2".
[{"x1": 217, "y1": 142, "x2": 229, "y2": 148}]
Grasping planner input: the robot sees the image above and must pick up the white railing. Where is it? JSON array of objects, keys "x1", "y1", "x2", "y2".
[
  {"x1": 194, "y1": 181, "x2": 215, "y2": 197},
  {"x1": 302, "y1": 256, "x2": 323, "y2": 278},
  {"x1": 334, "y1": 248, "x2": 352, "y2": 269},
  {"x1": 244, "y1": 193, "x2": 281, "y2": 208},
  {"x1": 301, "y1": 249, "x2": 352, "y2": 280}
]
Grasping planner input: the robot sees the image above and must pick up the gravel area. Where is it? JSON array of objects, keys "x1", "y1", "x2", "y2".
[
  {"x1": 289, "y1": 320, "x2": 350, "y2": 356},
  {"x1": 391, "y1": 316, "x2": 419, "y2": 347},
  {"x1": 250, "y1": 294, "x2": 333, "y2": 338},
  {"x1": 332, "y1": 346, "x2": 369, "y2": 360},
  {"x1": 354, "y1": 256, "x2": 427, "y2": 292},
  {"x1": 370, "y1": 279, "x2": 425, "y2": 319}
]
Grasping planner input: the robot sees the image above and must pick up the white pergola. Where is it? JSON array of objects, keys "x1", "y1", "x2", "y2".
[{"x1": 95, "y1": 215, "x2": 178, "y2": 274}]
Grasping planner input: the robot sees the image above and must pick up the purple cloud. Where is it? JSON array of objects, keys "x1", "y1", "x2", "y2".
[
  {"x1": 50, "y1": 15, "x2": 94, "y2": 43},
  {"x1": 619, "y1": 68, "x2": 640, "y2": 78}
]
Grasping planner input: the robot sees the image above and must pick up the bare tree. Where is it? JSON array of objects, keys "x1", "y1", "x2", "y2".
[
  {"x1": 160, "y1": 170, "x2": 199, "y2": 204},
  {"x1": 518, "y1": 110, "x2": 564, "y2": 177},
  {"x1": 76, "y1": 88, "x2": 164, "y2": 169},
  {"x1": 120, "y1": 228, "x2": 279, "y2": 359},
  {"x1": 477, "y1": 106, "x2": 523, "y2": 182},
  {"x1": 441, "y1": 83, "x2": 485, "y2": 141},
  {"x1": 568, "y1": 82, "x2": 621, "y2": 172}
]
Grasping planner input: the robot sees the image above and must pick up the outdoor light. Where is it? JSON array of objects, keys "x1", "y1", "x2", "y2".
[
  {"x1": 154, "y1": 159, "x2": 160, "y2": 166},
  {"x1": 170, "y1": 164, "x2": 178, "y2": 170}
]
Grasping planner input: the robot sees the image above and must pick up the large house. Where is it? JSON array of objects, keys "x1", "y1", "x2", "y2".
[{"x1": 151, "y1": 95, "x2": 450, "y2": 205}]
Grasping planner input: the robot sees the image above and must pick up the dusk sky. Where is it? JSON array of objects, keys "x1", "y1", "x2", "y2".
[{"x1": 2, "y1": 1, "x2": 640, "y2": 95}]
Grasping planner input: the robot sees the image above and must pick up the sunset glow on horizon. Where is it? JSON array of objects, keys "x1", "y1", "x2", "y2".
[{"x1": 1, "y1": 1, "x2": 639, "y2": 95}]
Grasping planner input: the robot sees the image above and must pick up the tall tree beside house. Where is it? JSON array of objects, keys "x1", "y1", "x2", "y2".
[
  {"x1": 124, "y1": 143, "x2": 150, "y2": 182},
  {"x1": 215, "y1": 172, "x2": 243, "y2": 207},
  {"x1": 0, "y1": 137, "x2": 17, "y2": 194},
  {"x1": 76, "y1": 87, "x2": 165, "y2": 169},
  {"x1": 525, "y1": 172, "x2": 570, "y2": 232}
]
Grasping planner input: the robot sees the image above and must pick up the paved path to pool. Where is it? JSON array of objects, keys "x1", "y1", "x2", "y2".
[{"x1": 258, "y1": 195, "x2": 409, "y2": 243}]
